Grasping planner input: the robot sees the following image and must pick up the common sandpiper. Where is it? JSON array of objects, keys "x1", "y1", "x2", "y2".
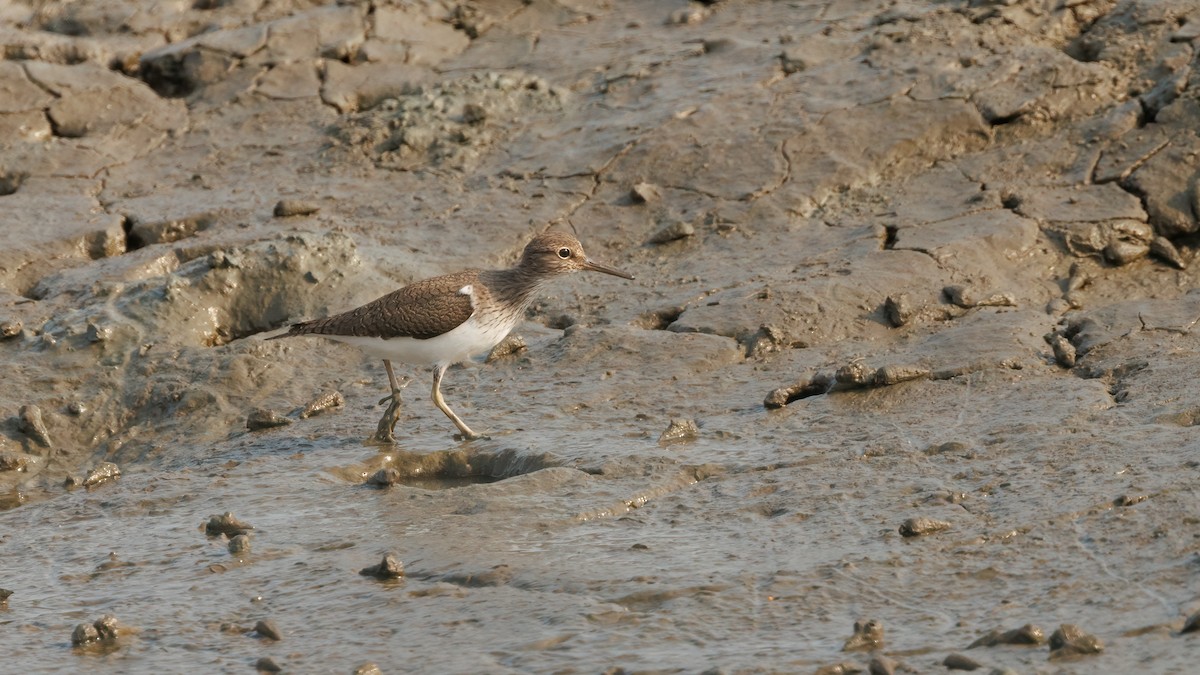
[{"x1": 268, "y1": 231, "x2": 633, "y2": 442}]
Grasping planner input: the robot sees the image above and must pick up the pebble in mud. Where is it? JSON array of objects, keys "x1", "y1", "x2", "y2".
[
  {"x1": 1181, "y1": 610, "x2": 1200, "y2": 634},
  {"x1": 647, "y1": 220, "x2": 694, "y2": 244},
  {"x1": 658, "y1": 418, "x2": 699, "y2": 445},
  {"x1": 300, "y1": 391, "x2": 344, "y2": 419},
  {"x1": 898, "y1": 516, "x2": 951, "y2": 537},
  {"x1": 968, "y1": 623, "x2": 1046, "y2": 647},
  {"x1": 883, "y1": 293, "x2": 913, "y2": 327},
  {"x1": 943, "y1": 652, "x2": 983, "y2": 670},
  {"x1": 228, "y1": 534, "x2": 251, "y2": 554},
  {"x1": 842, "y1": 618, "x2": 884, "y2": 652},
  {"x1": 354, "y1": 663, "x2": 384, "y2": 675},
  {"x1": 272, "y1": 199, "x2": 320, "y2": 217},
  {"x1": 1113, "y1": 494, "x2": 1147, "y2": 507},
  {"x1": 17, "y1": 404, "x2": 52, "y2": 448},
  {"x1": 0, "y1": 587, "x2": 12, "y2": 604},
  {"x1": 1048, "y1": 624, "x2": 1103, "y2": 658},
  {"x1": 205, "y1": 512, "x2": 255, "y2": 537},
  {"x1": 630, "y1": 181, "x2": 661, "y2": 203},
  {"x1": 253, "y1": 619, "x2": 282, "y2": 641},
  {"x1": 0, "y1": 451, "x2": 29, "y2": 472},
  {"x1": 1045, "y1": 333, "x2": 1076, "y2": 368},
  {"x1": 255, "y1": 656, "x2": 283, "y2": 672},
  {"x1": 65, "y1": 461, "x2": 121, "y2": 488},
  {"x1": 246, "y1": 408, "x2": 293, "y2": 430},
  {"x1": 359, "y1": 553, "x2": 405, "y2": 579},
  {"x1": 0, "y1": 319, "x2": 21, "y2": 339}
]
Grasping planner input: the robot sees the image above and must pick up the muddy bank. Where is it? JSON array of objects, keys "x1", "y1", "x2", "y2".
[{"x1": 2, "y1": 0, "x2": 1200, "y2": 672}]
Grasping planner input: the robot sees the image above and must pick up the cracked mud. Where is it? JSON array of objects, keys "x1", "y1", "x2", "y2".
[{"x1": 2, "y1": 1, "x2": 1200, "y2": 672}]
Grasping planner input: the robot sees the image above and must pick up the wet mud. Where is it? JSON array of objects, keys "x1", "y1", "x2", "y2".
[{"x1": 2, "y1": 0, "x2": 1200, "y2": 672}]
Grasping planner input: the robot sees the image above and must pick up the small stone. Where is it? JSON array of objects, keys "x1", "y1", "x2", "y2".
[
  {"x1": 843, "y1": 618, "x2": 884, "y2": 652},
  {"x1": 1045, "y1": 333, "x2": 1076, "y2": 368},
  {"x1": 228, "y1": 534, "x2": 251, "y2": 553},
  {"x1": 273, "y1": 199, "x2": 320, "y2": 217},
  {"x1": 254, "y1": 619, "x2": 282, "y2": 641},
  {"x1": 1150, "y1": 236, "x2": 1187, "y2": 269},
  {"x1": 1113, "y1": 494, "x2": 1147, "y2": 507},
  {"x1": 668, "y1": 6, "x2": 710, "y2": 24},
  {"x1": 898, "y1": 517, "x2": 951, "y2": 537},
  {"x1": 648, "y1": 221, "x2": 695, "y2": 244},
  {"x1": 486, "y1": 334, "x2": 527, "y2": 362},
  {"x1": 17, "y1": 404, "x2": 52, "y2": 448},
  {"x1": 867, "y1": 655, "x2": 898, "y2": 675},
  {"x1": 1048, "y1": 623, "x2": 1103, "y2": 657},
  {"x1": 300, "y1": 391, "x2": 344, "y2": 419},
  {"x1": 367, "y1": 467, "x2": 401, "y2": 486},
  {"x1": 360, "y1": 553, "x2": 405, "y2": 579},
  {"x1": 354, "y1": 663, "x2": 384, "y2": 675},
  {"x1": 81, "y1": 462, "x2": 121, "y2": 487},
  {"x1": 205, "y1": 512, "x2": 254, "y2": 537},
  {"x1": 745, "y1": 324, "x2": 787, "y2": 358},
  {"x1": 658, "y1": 418, "x2": 699, "y2": 444},
  {"x1": 943, "y1": 652, "x2": 982, "y2": 670},
  {"x1": 67, "y1": 401, "x2": 86, "y2": 416},
  {"x1": 0, "y1": 320, "x2": 21, "y2": 339},
  {"x1": 71, "y1": 622, "x2": 100, "y2": 645},
  {"x1": 630, "y1": 182, "x2": 661, "y2": 203},
  {"x1": 1181, "y1": 610, "x2": 1200, "y2": 634},
  {"x1": 944, "y1": 285, "x2": 972, "y2": 307},
  {"x1": 246, "y1": 409, "x2": 293, "y2": 430},
  {"x1": 0, "y1": 588, "x2": 12, "y2": 602},
  {"x1": 255, "y1": 656, "x2": 283, "y2": 672},
  {"x1": 883, "y1": 294, "x2": 913, "y2": 327}
]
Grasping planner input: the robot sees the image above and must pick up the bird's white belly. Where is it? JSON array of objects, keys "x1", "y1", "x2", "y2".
[{"x1": 324, "y1": 315, "x2": 513, "y2": 367}]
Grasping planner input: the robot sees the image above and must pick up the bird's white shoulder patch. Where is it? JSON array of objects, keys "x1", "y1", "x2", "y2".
[{"x1": 458, "y1": 284, "x2": 473, "y2": 296}]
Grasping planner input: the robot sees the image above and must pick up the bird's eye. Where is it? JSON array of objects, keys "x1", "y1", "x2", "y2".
[{"x1": 557, "y1": 247, "x2": 571, "y2": 259}]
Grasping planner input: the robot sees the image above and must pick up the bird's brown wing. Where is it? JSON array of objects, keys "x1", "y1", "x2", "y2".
[{"x1": 273, "y1": 270, "x2": 477, "y2": 340}]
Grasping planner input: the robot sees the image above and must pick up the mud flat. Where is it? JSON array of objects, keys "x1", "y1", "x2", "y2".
[{"x1": 2, "y1": 0, "x2": 1199, "y2": 672}]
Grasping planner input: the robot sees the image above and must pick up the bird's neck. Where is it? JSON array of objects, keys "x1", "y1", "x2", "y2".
[{"x1": 481, "y1": 266, "x2": 550, "y2": 311}]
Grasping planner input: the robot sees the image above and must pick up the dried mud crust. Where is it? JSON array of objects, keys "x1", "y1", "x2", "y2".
[{"x1": 328, "y1": 72, "x2": 568, "y2": 171}]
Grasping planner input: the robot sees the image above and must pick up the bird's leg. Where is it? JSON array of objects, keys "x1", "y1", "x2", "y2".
[
  {"x1": 373, "y1": 359, "x2": 409, "y2": 443},
  {"x1": 431, "y1": 363, "x2": 486, "y2": 441}
]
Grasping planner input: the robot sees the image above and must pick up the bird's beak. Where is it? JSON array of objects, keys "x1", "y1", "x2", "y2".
[{"x1": 583, "y1": 258, "x2": 634, "y2": 280}]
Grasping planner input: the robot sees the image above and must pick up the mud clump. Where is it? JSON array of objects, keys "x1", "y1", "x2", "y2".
[
  {"x1": 898, "y1": 517, "x2": 951, "y2": 537},
  {"x1": 943, "y1": 652, "x2": 983, "y2": 670},
  {"x1": 253, "y1": 619, "x2": 282, "y2": 641},
  {"x1": 658, "y1": 418, "x2": 699, "y2": 445},
  {"x1": 359, "y1": 553, "x2": 405, "y2": 580},
  {"x1": 300, "y1": 390, "x2": 344, "y2": 419},
  {"x1": 969, "y1": 623, "x2": 1047, "y2": 647},
  {"x1": 1048, "y1": 624, "x2": 1103, "y2": 658},
  {"x1": 842, "y1": 618, "x2": 884, "y2": 652},
  {"x1": 71, "y1": 614, "x2": 129, "y2": 646},
  {"x1": 205, "y1": 512, "x2": 254, "y2": 537},
  {"x1": 246, "y1": 409, "x2": 292, "y2": 431},
  {"x1": 228, "y1": 533, "x2": 251, "y2": 554},
  {"x1": 64, "y1": 461, "x2": 121, "y2": 488}
]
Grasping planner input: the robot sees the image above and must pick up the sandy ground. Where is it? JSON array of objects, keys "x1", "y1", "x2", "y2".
[{"x1": 2, "y1": 0, "x2": 1200, "y2": 672}]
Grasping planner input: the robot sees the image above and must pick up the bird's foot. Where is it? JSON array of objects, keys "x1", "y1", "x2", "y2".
[
  {"x1": 372, "y1": 399, "x2": 403, "y2": 443},
  {"x1": 453, "y1": 430, "x2": 490, "y2": 442},
  {"x1": 377, "y1": 378, "x2": 412, "y2": 407}
]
